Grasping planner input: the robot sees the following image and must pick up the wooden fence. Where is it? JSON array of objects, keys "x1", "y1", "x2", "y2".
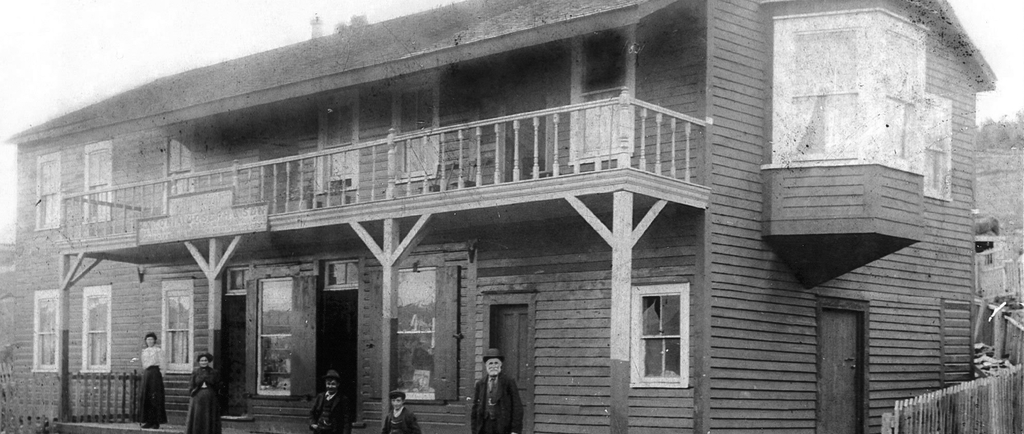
[
  {"x1": 67, "y1": 371, "x2": 141, "y2": 423},
  {"x1": 882, "y1": 365, "x2": 1024, "y2": 433},
  {"x1": 1, "y1": 369, "x2": 58, "y2": 434}
]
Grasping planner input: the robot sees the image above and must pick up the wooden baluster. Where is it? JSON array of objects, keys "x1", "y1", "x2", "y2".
[
  {"x1": 437, "y1": 133, "x2": 447, "y2": 192},
  {"x1": 387, "y1": 130, "x2": 397, "y2": 200},
  {"x1": 458, "y1": 130, "x2": 465, "y2": 189},
  {"x1": 654, "y1": 113, "x2": 663, "y2": 175},
  {"x1": 475, "y1": 127, "x2": 483, "y2": 187},
  {"x1": 532, "y1": 117, "x2": 540, "y2": 179},
  {"x1": 420, "y1": 138, "x2": 428, "y2": 196},
  {"x1": 119, "y1": 372, "x2": 126, "y2": 422},
  {"x1": 684, "y1": 122, "x2": 692, "y2": 183},
  {"x1": 103, "y1": 373, "x2": 110, "y2": 423},
  {"x1": 494, "y1": 124, "x2": 504, "y2": 184},
  {"x1": 639, "y1": 108, "x2": 648, "y2": 172},
  {"x1": 670, "y1": 118, "x2": 678, "y2": 179},
  {"x1": 552, "y1": 114, "x2": 560, "y2": 177},
  {"x1": 325, "y1": 154, "x2": 333, "y2": 208},
  {"x1": 272, "y1": 164, "x2": 280, "y2": 213},
  {"x1": 513, "y1": 120, "x2": 521, "y2": 182},
  {"x1": 370, "y1": 145, "x2": 378, "y2": 201},
  {"x1": 299, "y1": 159, "x2": 308, "y2": 209}
]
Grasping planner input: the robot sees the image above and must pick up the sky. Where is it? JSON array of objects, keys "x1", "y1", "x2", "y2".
[{"x1": 0, "y1": 0, "x2": 1021, "y2": 244}]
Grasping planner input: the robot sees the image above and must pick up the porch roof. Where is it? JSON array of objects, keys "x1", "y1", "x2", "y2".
[{"x1": 10, "y1": 0, "x2": 674, "y2": 145}]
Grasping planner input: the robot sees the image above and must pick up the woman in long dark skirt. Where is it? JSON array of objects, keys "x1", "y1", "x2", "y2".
[
  {"x1": 138, "y1": 332, "x2": 167, "y2": 429},
  {"x1": 185, "y1": 353, "x2": 221, "y2": 434}
]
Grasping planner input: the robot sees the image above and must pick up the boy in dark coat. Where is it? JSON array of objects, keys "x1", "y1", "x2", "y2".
[
  {"x1": 310, "y1": 370, "x2": 351, "y2": 434},
  {"x1": 380, "y1": 390, "x2": 421, "y2": 434},
  {"x1": 471, "y1": 349, "x2": 523, "y2": 434}
]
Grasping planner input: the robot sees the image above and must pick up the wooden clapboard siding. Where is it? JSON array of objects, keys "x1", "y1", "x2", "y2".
[{"x1": 940, "y1": 300, "x2": 973, "y2": 383}]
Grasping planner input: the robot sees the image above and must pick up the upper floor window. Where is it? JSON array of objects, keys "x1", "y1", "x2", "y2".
[
  {"x1": 631, "y1": 283, "x2": 690, "y2": 388},
  {"x1": 163, "y1": 279, "x2": 194, "y2": 372},
  {"x1": 82, "y1": 285, "x2": 111, "y2": 372},
  {"x1": 36, "y1": 153, "x2": 61, "y2": 230},
  {"x1": 771, "y1": 9, "x2": 953, "y2": 200},
  {"x1": 396, "y1": 87, "x2": 440, "y2": 179},
  {"x1": 33, "y1": 290, "x2": 59, "y2": 371},
  {"x1": 167, "y1": 139, "x2": 193, "y2": 175},
  {"x1": 583, "y1": 30, "x2": 627, "y2": 97},
  {"x1": 84, "y1": 141, "x2": 112, "y2": 222}
]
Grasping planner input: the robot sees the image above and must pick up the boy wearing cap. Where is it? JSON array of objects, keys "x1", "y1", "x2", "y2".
[
  {"x1": 380, "y1": 390, "x2": 422, "y2": 434},
  {"x1": 310, "y1": 370, "x2": 351, "y2": 434},
  {"x1": 471, "y1": 349, "x2": 523, "y2": 434}
]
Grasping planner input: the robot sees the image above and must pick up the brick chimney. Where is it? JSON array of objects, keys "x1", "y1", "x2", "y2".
[{"x1": 310, "y1": 14, "x2": 324, "y2": 39}]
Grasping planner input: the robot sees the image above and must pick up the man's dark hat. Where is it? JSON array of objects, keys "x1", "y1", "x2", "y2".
[
  {"x1": 388, "y1": 389, "x2": 406, "y2": 400},
  {"x1": 323, "y1": 369, "x2": 341, "y2": 380},
  {"x1": 483, "y1": 348, "x2": 504, "y2": 362}
]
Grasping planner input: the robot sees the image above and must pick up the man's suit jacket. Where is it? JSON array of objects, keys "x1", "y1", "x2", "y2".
[
  {"x1": 309, "y1": 392, "x2": 351, "y2": 434},
  {"x1": 471, "y1": 373, "x2": 523, "y2": 434}
]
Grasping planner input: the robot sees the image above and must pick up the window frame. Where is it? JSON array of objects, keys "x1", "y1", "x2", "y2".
[
  {"x1": 395, "y1": 267, "x2": 439, "y2": 401},
  {"x1": 630, "y1": 282, "x2": 690, "y2": 388},
  {"x1": 83, "y1": 141, "x2": 113, "y2": 223},
  {"x1": 33, "y1": 289, "x2": 60, "y2": 372},
  {"x1": 225, "y1": 267, "x2": 248, "y2": 296},
  {"x1": 257, "y1": 277, "x2": 294, "y2": 396},
  {"x1": 393, "y1": 83, "x2": 441, "y2": 181},
  {"x1": 167, "y1": 138, "x2": 193, "y2": 175},
  {"x1": 162, "y1": 279, "x2": 195, "y2": 373},
  {"x1": 81, "y1": 285, "x2": 112, "y2": 373},
  {"x1": 325, "y1": 260, "x2": 359, "y2": 291},
  {"x1": 36, "y1": 152, "x2": 61, "y2": 230}
]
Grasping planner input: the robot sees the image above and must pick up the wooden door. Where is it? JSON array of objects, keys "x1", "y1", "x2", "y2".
[
  {"x1": 222, "y1": 295, "x2": 248, "y2": 416},
  {"x1": 818, "y1": 305, "x2": 867, "y2": 434},
  {"x1": 490, "y1": 304, "x2": 533, "y2": 434}
]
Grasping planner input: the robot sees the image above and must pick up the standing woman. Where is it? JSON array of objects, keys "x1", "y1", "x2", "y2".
[
  {"x1": 185, "y1": 353, "x2": 222, "y2": 434},
  {"x1": 138, "y1": 332, "x2": 167, "y2": 429}
]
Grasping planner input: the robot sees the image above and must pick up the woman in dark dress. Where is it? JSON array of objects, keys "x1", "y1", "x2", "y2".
[
  {"x1": 138, "y1": 332, "x2": 167, "y2": 429},
  {"x1": 185, "y1": 353, "x2": 221, "y2": 434}
]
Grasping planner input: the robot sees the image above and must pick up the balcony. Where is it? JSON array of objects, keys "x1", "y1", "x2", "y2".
[
  {"x1": 762, "y1": 163, "x2": 926, "y2": 288},
  {"x1": 58, "y1": 94, "x2": 709, "y2": 255}
]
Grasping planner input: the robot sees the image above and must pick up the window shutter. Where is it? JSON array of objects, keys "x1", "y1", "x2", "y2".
[
  {"x1": 290, "y1": 275, "x2": 318, "y2": 396},
  {"x1": 432, "y1": 266, "x2": 459, "y2": 400},
  {"x1": 360, "y1": 269, "x2": 383, "y2": 399}
]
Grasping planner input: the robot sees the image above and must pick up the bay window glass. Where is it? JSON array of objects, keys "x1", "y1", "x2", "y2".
[
  {"x1": 34, "y1": 290, "x2": 59, "y2": 371},
  {"x1": 259, "y1": 278, "x2": 293, "y2": 395},
  {"x1": 396, "y1": 268, "x2": 437, "y2": 400},
  {"x1": 82, "y1": 285, "x2": 111, "y2": 372},
  {"x1": 631, "y1": 283, "x2": 689, "y2": 388},
  {"x1": 163, "y1": 280, "x2": 194, "y2": 372}
]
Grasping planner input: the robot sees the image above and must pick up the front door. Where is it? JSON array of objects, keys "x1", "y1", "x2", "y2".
[
  {"x1": 222, "y1": 294, "x2": 247, "y2": 416},
  {"x1": 490, "y1": 304, "x2": 533, "y2": 434},
  {"x1": 817, "y1": 300, "x2": 867, "y2": 434},
  {"x1": 318, "y1": 288, "x2": 358, "y2": 422}
]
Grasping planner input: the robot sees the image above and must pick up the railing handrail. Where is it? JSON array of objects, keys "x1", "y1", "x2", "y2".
[{"x1": 62, "y1": 96, "x2": 704, "y2": 200}]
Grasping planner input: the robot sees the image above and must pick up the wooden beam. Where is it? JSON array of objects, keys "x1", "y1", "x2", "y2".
[
  {"x1": 59, "y1": 253, "x2": 85, "y2": 292},
  {"x1": 349, "y1": 221, "x2": 387, "y2": 265},
  {"x1": 184, "y1": 241, "x2": 213, "y2": 277},
  {"x1": 631, "y1": 199, "x2": 667, "y2": 247},
  {"x1": 565, "y1": 196, "x2": 614, "y2": 245},
  {"x1": 390, "y1": 214, "x2": 433, "y2": 268},
  {"x1": 210, "y1": 236, "x2": 243, "y2": 278},
  {"x1": 67, "y1": 258, "x2": 103, "y2": 289},
  {"x1": 609, "y1": 190, "x2": 633, "y2": 434}
]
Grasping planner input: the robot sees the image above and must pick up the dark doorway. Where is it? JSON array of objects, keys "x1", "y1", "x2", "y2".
[
  {"x1": 489, "y1": 304, "x2": 533, "y2": 434},
  {"x1": 817, "y1": 299, "x2": 868, "y2": 434},
  {"x1": 222, "y1": 294, "x2": 248, "y2": 416},
  {"x1": 318, "y1": 288, "x2": 358, "y2": 421}
]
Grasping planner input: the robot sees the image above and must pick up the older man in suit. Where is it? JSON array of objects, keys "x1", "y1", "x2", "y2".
[{"x1": 471, "y1": 348, "x2": 523, "y2": 434}]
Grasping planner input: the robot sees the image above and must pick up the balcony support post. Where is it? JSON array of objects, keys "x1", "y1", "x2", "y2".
[
  {"x1": 349, "y1": 214, "x2": 432, "y2": 416},
  {"x1": 565, "y1": 192, "x2": 666, "y2": 434},
  {"x1": 184, "y1": 236, "x2": 242, "y2": 362}
]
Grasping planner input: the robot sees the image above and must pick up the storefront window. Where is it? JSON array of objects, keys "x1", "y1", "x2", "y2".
[
  {"x1": 259, "y1": 279, "x2": 293, "y2": 395},
  {"x1": 396, "y1": 268, "x2": 437, "y2": 400}
]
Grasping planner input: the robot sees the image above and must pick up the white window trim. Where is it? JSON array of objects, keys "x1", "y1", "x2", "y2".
[
  {"x1": 83, "y1": 141, "x2": 113, "y2": 223},
  {"x1": 162, "y1": 279, "x2": 195, "y2": 373},
  {"x1": 258, "y1": 277, "x2": 293, "y2": 396},
  {"x1": 33, "y1": 289, "x2": 60, "y2": 372},
  {"x1": 81, "y1": 285, "x2": 112, "y2": 373},
  {"x1": 35, "y1": 152, "x2": 61, "y2": 230},
  {"x1": 630, "y1": 283, "x2": 690, "y2": 388},
  {"x1": 325, "y1": 260, "x2": 359, "y2": 291}
]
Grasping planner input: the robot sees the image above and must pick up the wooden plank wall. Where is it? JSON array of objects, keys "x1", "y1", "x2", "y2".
[{"x1": 707, "y1": 1, "x2": 978, "y2": 433}]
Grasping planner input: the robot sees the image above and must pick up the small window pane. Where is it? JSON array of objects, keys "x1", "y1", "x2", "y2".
[
  {"x1": 228, "y1": 269, "x2": 247, "y2": 292},
  {"x1": 644, "y1": 339, "x2": 664, "y2": 376},
  {"x1": 38, "y1": 299, "x2": 57, "y2": 333},
  {"x1": 40, "y1": 334, "x2": 56, "y2": 366},
  {"x1": 642, "y1": 297, "x2": 661, "y2": 335},
  {"x1": 87, "y1": 297, "x2": 108, "y2": 332},
  {"x1": 88, "y1": 333, "x2": 108, "y2": 365},
  {"x1": 662, "y1": 295, "x2": 680, "y2": 335},
  {"x1": 664, "y1": 339, "x2": 681, "y2": 377},
  {"x1": 169, "y1": 330, "x2": 189, "y2": 364}
]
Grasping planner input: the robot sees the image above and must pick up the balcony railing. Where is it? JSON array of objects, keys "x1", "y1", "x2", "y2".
[{"x1": 60, "y1": 93, "x2": 706, "y2": 242}]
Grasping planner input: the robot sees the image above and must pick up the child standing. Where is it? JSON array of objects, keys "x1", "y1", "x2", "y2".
[{"x1": 381, "y1": 390, "x2": 421, "y2": 434}]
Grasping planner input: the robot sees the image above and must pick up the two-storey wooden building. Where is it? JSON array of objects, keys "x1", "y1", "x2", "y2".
[{"x1": 6, "y1": 0, "x2": 994, "y2": 433}]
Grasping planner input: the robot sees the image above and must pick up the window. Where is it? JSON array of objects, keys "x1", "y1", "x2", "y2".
[
  {"x1": 84, "y1": 142, "x2": 112, "y2": 223},
  {"x1": 163, "y1": 280, "x2": 194, "y2": 372},
  {"x1": 36, "y1": 153, "x2": 61, "y2": 230},
  {"x1": 396, "y1": 268, "x2": 437, "y2": 400},
  {"x1": 167, "y1": 139, "x2": 193, "y2": 174},
  {"x1": 82, "y1": 285, "x2": 111, "y2": 372},
  {"x1": 583, "y1": 30, "x2": 626, "y2": 95},
  {"x1": 325, "y1": 260, "x2": 359, "y2": 291},
  {"x1": 259, "y1": 278, "x2": 293, "y2": 395},
  {"x1": 772, "y1": 10, "x2": 946, "y2": 184},
  {"x1": 630, "y1": 283, "x2": 689, "y2": 388},
  {"x1": 396, "y1": 87, "x2": 440, "y2": 179},
  {"x1": 33, "y1": 290, "x2": 59, "y2": 371},
  {"x1": 225, "y1": 268, "x2": 248, "y2": 296}
]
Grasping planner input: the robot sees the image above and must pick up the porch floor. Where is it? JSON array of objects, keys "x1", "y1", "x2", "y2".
[{"x1": 56, "y1": 423, "x2": 251, "y2": 434}]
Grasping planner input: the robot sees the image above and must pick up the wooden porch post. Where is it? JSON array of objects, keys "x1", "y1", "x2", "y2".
[
  {"x1": 184, "y1": 236, "x2": 242, "y2": 362},
  {"x1": 350, "y1": 214, "x2": 432, "y2": 416},
  {"x1": 57, "y1": 252, "x2": 104, "y2": 421},
  {"x1": 566, "y1": 192, "x2": 667, "y2": 434}
]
